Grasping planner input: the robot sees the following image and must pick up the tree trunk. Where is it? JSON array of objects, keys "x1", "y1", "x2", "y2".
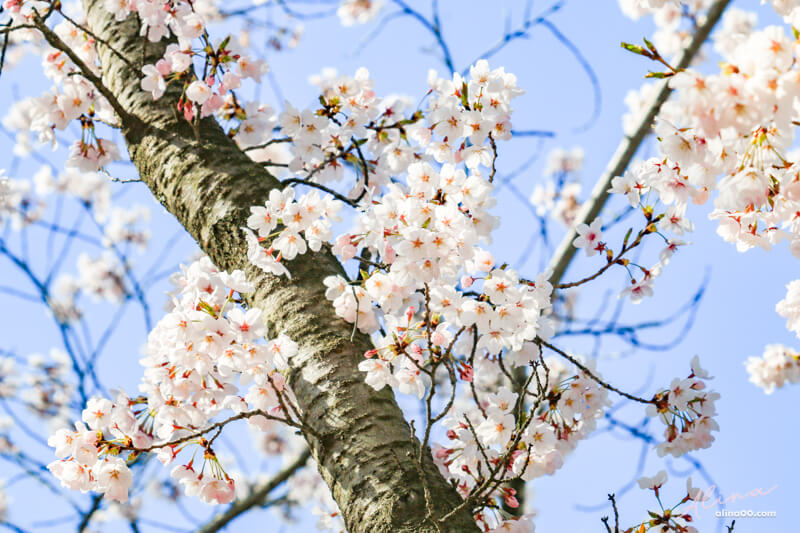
[{"x1": 80, "y1": 3, "x2": 479, "y2": 531}]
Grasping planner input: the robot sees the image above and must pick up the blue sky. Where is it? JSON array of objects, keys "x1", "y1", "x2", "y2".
[{"x1": 0, "y1": 1, "x2": 796, "y2": 532}]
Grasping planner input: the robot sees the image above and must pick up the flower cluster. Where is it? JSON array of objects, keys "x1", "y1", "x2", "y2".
[
  {"x1": 350, "y1": 265, "x2": 552, "y2": 395},
  {"x1": 622, "y1": 80, "x2": 661, "y2": 137},
  {"x1": 258, "y1": 59, "x2": 521, "y2": 201},
  {"x1": 103, "y1": 205, "x2": 151, "y2": 250},
  {"x1": 746, "y1": 344, "x2": 800, "y2": 393},
  {"x1": 632, "y1": 469, "x2": 705, "y2": 533},
  {"x1": 48, "y1": 257, "x2": 302, "y2": 505},
  {"x1": 124, "y1": 0, "x2": 272, "y2": 130},
  {"x1": 668, "y1": 22, "x2": 800, "y2": 243},
  {"x1": 140, "y1": 37, "x2": 268, "y2": 120},
  {"x1": 0, "y1": 177, "x2": 43, "y2": 230},
  {"x1": 599, "y1": 156, "x2": 698, "y2": 303},
  {"x1": 647, "y1": 357, "x2": 719, "y2": 457},
  {"x1": 141, "y1": 258, "x2": 298, "y2": 440},
  {"x1": 3, "y1": 15, "x2": 122, "y2": 172},
  {"x1": 1, "y1": 165, "x2": 122, "y2": 231},
  {"x1": 322, "y1": 159, "x2": 508, "y2": 335},
  {"x1": 432, "y1": 355, "x2": 609, "y2": 520},
  {"x1": 244, "y1": 187, "x2": 343, "y2": 278},
  {"x1": 247, "y1": 61, "x2": 536, "y2": 358},
  {"x1": 424, "y1": 60, "x2": 521, "y2": 166},
  {"x1": 617, "y1": 6, "x2": 800, "y2": 390},
  {"x1": 508, "y1": 360, "x2": 610, "y2": 477},
  {"x1": 103, "y1": 0, "x2": 220, "y2": 43},
  {"x1": 559, "y1": 155, "x2": 693, "y2": 307},
  {"x1": 0, "y1": 164, "x2": 154, "y2": 324},
  {"x1": 4, "y1": 349, "x2": 76, "y2": 422},
  {"x1": 529, "y1": 146, "x2": 584, "y2": 227},
  {"x1": 47, "y1": 410, "x2": 136, "y2": 503},
  {"x1": 288, "y1": 462, "x2": 346, "y2": 531},
  {"x1": 5, "y1": 166, "x2": 155, "y2": 325},
  {"x1": 234, "y1": 57, "x2": 727, "y2": 524},
  {"x1": 276, "y1": 68, "x2": 394, "y2": 188},
  {"x1": 73, "y1": 252, "x2": 128, "y2": 303}
]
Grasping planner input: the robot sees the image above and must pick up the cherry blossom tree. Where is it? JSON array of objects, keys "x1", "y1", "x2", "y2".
[{"x1": 0, "y1": 0, "x2": 797, "y2": 531}]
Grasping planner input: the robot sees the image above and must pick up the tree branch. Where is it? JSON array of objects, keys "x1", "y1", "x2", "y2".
[{"x1": 546, "y1": 0, "x2": 732, "y2": 286}]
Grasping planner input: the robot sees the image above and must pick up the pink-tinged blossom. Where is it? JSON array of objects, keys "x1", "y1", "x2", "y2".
[
  {"x1": 637, "y1": 469, "x2": 668, "y2": 490},
  {"x1": 646, "y1": 358, "x2": 720, "y2": 457},
  {"x1": 141, "y1": 64, "x2": 166, "y2": 99},
  {"x1": 96, "y1": 457, "x2": 133, "y2": 503},
  {"x1": 572, "y1": 218, "x2": 604, "y2": 256},
  {"x1": 337, "y1": 0, "x2": 384, "y2": 26},
  {"x1": 186, "y1": 80, "x2": 212, "y2": 105},
  {"x1": 199, "y1": 478, "x2": 235, "y2": 505}
]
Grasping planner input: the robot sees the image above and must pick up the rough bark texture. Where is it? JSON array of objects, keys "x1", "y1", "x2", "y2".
[{"x1": 80, "y1": 4, "x2": 479, "y2": 532}]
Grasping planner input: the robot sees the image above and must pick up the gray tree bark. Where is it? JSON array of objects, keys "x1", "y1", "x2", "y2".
[{"x1": 78, "y1": 2, "x2": 480, "y2": 531}]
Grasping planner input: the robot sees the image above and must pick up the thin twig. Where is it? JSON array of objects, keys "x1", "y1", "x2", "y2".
[
  {"x1": 77, "y1": 495, "x2": 103, "y2": 533},
  {"x1": 281, "y1": 177, "x2": 360, "y2": 207},
  {"x1": 537, "y1": 338, "x2": 655, "y2": 405},
  {"x1": 118, "y1": 409, "x2": 298, "y2": 453},
  {"x1": 608, "y1": 493, "x2": 620, "y2": 533}
]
